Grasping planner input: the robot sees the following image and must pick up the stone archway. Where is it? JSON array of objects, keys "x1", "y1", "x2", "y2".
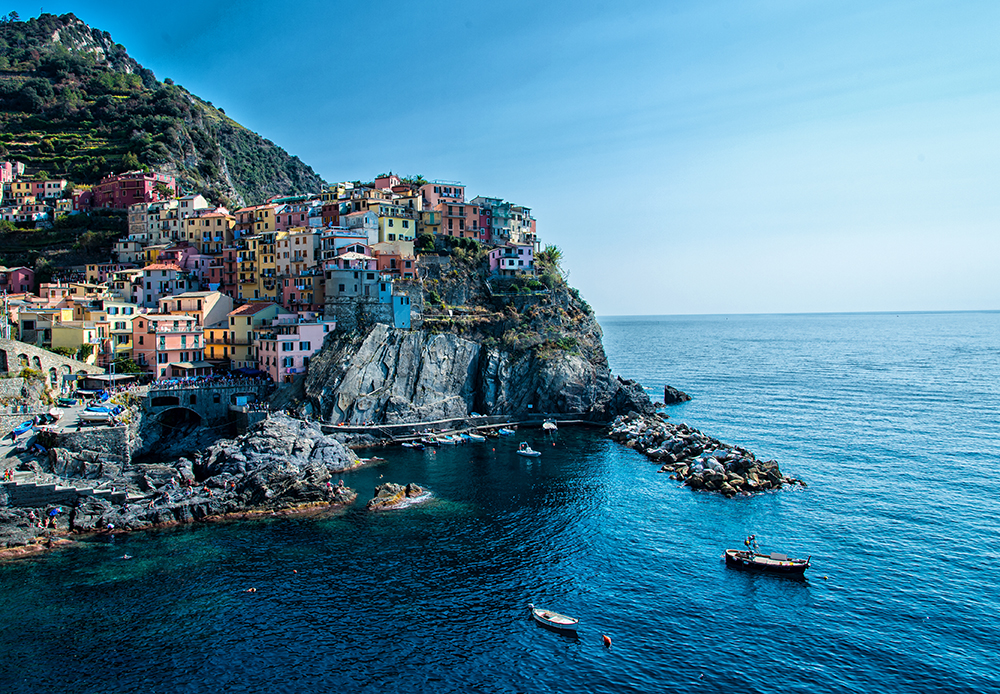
[
  {"x1": 48, "y1": 367, "x2": 57, "y2": 386},
  {"x1": 31, "y1": 355, "x2": 41, "y2": 371},
  {"x1": 158, "y1": 406, "x2": 203, "y2": 439},
  {"x1": 17, "y1": 354, "x2": 28, "y2": 369}
]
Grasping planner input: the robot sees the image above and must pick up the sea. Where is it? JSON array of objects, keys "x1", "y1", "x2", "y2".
[{"x1": 1, "y1": 311, "x2": 998, "y2": 694}]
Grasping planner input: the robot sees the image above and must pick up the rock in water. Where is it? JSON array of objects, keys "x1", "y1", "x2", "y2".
[
  {"x1": 663, "y1": 385, "x2": 692, "y2": 404},
  {"x1": 367, "y1": 482, "x2": 428, "y2": 511}
]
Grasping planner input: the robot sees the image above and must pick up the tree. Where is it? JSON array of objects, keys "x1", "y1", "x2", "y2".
[
  {"x1": 121, "y1": 151, "x2": 140, "y2": 170},
  {"x1": 111, "y1": 356, "x2": 143, "y2": 374}
]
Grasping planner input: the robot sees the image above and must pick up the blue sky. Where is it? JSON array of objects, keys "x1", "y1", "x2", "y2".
[{"x1": 13, "y1": 1, "x2": 1000, "y2": 315}]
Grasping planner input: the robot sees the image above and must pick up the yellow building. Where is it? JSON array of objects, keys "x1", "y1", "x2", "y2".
[
  {"x1": 51, "y1": 321, "x2": 101, "y2": 363},
  {"x1": 256, "y1": 230, "x2": 278, "y2": 300},
  {"x1": 185, "y1": 212, "x2": 235, "y2": 254},
  {"x1": 276, "y1": 227, "x2": 320, "y2": 277},
  {"x1": 225, "y1": 302, "x2": 288, "y2": 370}
]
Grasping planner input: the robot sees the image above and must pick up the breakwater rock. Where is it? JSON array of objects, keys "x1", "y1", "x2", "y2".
[
  {"x1": 608, "y1": 414, "x2": 805, "y2": 497},
  {"x1": 366, "y1": 482, "x2": 429, "y2": 511}
]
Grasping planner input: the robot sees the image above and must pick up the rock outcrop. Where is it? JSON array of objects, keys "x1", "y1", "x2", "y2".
[
  {"x1": 305, "y1": 324, "x2": 653, "y2": 425},
  {"x1": 366, "y1": 482, "x2": 429, "y2": 511},
  {"x1": 609, "y1": 413, "x2": 805, "y2": 497},
  {"x1": 0, "y1": 414, "x2": 362, "y2": 543},
  {"x1": 663, "y1": 385, "x2": 692, "y2": 404}
]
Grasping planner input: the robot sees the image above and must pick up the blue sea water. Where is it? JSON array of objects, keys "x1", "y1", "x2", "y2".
[{"x1": 1, "y1": 311, "x2": 998, "y2": 693}]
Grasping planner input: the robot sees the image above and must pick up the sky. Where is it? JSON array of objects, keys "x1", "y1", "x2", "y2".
[{"x1": 11, "y1": 0, "x2": 1000, "y2": 315}]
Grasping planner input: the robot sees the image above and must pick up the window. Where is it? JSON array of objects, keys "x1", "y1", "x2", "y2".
[
  {"x1": 402, "y1": 220, "x2": 409, "y2": 228},
  {"x1": 190, "y1": 394, "x2": 197, "y2": 405},
  {"x1": 282, "y1": 342, "x2": 293, "y2": 351},
  {"x1": 338, "y1": 284, "x2": 345, "y2": 292},
  {"x1": 300, "y1": 342, "x2": 310, "y2": 351},
  {"x1": 388, "y1": 219, "x2": 394, "y2": 227}
]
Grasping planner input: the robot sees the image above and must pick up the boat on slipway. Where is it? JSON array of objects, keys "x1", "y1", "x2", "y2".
[{"x1": 529, "y1": 604, "x2": 579, "y2": 632}]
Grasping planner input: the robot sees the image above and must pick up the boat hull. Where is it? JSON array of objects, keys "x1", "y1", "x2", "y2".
[
  {"x1": 724, "y1": 549, "x2": 810, "y2": 575},
  {"x1": 530, "y1": 607, "x2": 578, "y2": 632}
]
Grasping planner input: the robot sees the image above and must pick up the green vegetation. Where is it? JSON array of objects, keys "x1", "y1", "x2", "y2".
[
  {"x1": 46, "y1": 346, "x2": 75, "y2": 357},
  {"x1": 111, "y1": 356, "x2": 143, "y2": 373},
  {"x1": 0, "y1": 13, "x2": 326, "y2": 205}
]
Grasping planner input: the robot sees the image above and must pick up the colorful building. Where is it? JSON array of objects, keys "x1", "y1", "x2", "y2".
[
  {"x1": 255, "y1": 313, "x2": 336, "y2": 383},
  {"x1": 131, "y1": 313, "x2": 207, "y2": 379},
  {"x1": 90, "y1": 171, "x2": 180, "y2": 210}
]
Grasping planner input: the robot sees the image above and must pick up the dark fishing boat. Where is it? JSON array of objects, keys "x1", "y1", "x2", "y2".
[{"x1": 725, "y1": 535, "x2": 810, "y2": 575}]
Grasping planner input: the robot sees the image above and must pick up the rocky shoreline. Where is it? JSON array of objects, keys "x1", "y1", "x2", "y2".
[
  {"x1": 0, "y1": 414, "x2": 364, "y2": 555},
  {"x1": 609, "y1": 413, "x2": 805, "y2": 497}
]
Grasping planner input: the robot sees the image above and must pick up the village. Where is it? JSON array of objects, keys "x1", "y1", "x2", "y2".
[{"x1": 0, "y1": 165, "x2": 541, "y2": 386}]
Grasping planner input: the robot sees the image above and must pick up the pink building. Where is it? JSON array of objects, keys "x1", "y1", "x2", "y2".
[
  {"x1": 132, "y1": 313, "x2": 207, "y2": 379},
  {"x1": 0, "y1": 266, "x2": 34, "y2": 294},
  {"x1": 90, "y1": 171, "x2": 180, "y2": 210},
  {"x1": 374, "y1": 174, "x2": 401, "y2": 190},
  {"x1": 256, "y1": 313, "x2": 335, "y2": 383},
  {"x1": 488, "y1": 243, "x2": 535, "y2": 276},
  {"x1": 0, "y1": 161, "x2": 25, "y2": 184},
  {"x1": 420, "y1": 181, "x2": 465, "y2": 208}
]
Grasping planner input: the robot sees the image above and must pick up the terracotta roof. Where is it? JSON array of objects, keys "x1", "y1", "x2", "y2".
[
  {"x1": 143, "y1": 263, "x2": 183, "y2": 272},
  {"x1": 228, "y1": 302, "x2": 278, "y2": 317}
]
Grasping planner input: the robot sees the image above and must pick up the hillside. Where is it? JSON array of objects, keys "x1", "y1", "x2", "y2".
[{"x1": 0, "y1": 12, "x2": 326, "y2": 207}]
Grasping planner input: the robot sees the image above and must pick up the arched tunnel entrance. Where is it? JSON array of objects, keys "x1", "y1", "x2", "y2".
[{"x1": 158, "y1": 406, "x2": 203, "y2": 440}]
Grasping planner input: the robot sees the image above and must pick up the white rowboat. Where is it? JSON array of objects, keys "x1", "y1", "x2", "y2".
[{"x1": 528, "y1": 603, "x2": 579, "y2": 631}]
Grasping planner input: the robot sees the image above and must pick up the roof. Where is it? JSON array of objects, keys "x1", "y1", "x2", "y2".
[
  {"x1": 228, "y1": 302, "x2": 278, "y2": 317},
  {"x1": 336, "y1": 252, "x2": 373, "y2": 261},
  {"x1": 143, "y1": 263, "x2": 183, "y2": 272},
  {"x1": 169, "y1": 360, "x2": 215, "y2": 369}
]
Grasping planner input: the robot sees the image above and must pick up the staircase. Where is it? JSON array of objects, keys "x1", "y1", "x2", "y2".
[{"x1": 2, "y1": 472, "x2": 129, "y2": 507}]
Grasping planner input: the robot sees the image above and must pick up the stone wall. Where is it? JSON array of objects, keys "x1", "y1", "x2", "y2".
[
  {"x1": 0, "y1": 377, "x2": 26, "y2": 400},
  {"x1": 0, "y1": 338, "x2": 104, "y2": 386},
  {"x1": 50, "y1": 426, "x2": 130, "y2": 473}
]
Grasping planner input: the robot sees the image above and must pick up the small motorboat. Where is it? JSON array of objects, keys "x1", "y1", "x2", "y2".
[
  {"x1": 401, "y1": 441, "x2": 425, "y2": 450},
  {"x1": 542, "y1": 420, "x2": 557, "y2": 431},
  {"x1": 725, "y1": 535, "x2": 810, "y2": 575},
  {"x1": 516, "y1": 442, "x2": 541, "y2": 457},
  {"x1": 529, "y1": 603, "x2": 578, "y2": 632},
  {"x1": 467, "y1": 432, "x2": 486, "y2": 442},
  {"x1": 498, "y1": 427, "x2": 516, "y2": 436},
  {"x1": 56, "y1": 397, "x2": 77, "y2": 407}
]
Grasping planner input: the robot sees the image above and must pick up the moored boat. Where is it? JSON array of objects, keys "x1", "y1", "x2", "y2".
[
  {"x1": 498, "y1": 427, "x2": 516, "y2": 436},
  {"x1": 467, "y1": 432, "x2": 486, "y2": 442},
  {"x1": 724, "y1": 535, "x2": 810, "y2": 575},
  {"x1": 528, "y1": 603, "x2": 578, "y2": 631},
  {"x1": 542, "y1": 420, "x2": 557, "y2": 431},
  {"x1": 516, "y1": 442, "x2": 541, "y2": 457}
]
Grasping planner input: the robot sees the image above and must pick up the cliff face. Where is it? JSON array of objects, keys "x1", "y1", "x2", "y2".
[{"x1": 304, "y1": 272, "x2": 652, "y2": 424}]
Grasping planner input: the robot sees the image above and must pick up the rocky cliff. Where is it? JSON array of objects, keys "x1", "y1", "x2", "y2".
[{"x1": 305, "y1": 258, "x2": 653, "y2": 424}]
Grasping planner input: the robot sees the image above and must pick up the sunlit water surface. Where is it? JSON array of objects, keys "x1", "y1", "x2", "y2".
[{"x1": 1, "y1": 311, "x2": 998, "y2": 693}]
